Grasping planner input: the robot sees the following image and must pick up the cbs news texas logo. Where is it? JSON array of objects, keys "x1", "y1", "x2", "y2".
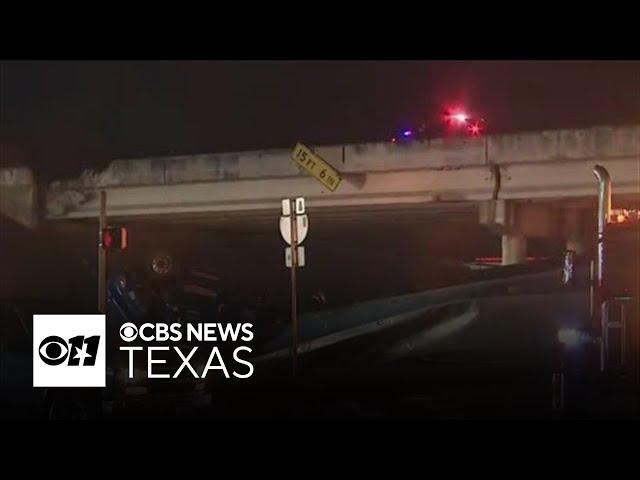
[{"x1": 33, "y1": 315, "x2": 106, "y2": 387}]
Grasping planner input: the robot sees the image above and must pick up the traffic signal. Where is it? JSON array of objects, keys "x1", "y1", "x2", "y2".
[{"x1": 101, "y1": 226, "x2": 128, "y2": 250}]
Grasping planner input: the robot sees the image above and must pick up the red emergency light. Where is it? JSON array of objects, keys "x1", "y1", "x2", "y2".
[
  {"x1": 448, "y1": 112, "x2": 469, "y2": 125},
  {"x1": 468, "y1": 122, "x2": 482, "y2": 136}
]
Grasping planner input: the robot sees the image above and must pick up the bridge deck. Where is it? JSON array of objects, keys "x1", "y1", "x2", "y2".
[{"x1": 2, "y1": 124, "x2": 639, "y2": 225}]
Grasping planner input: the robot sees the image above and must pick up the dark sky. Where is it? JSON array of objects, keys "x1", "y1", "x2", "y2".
[{"x1": 1, "y1": 60, "x2": 639, "y2": 180}]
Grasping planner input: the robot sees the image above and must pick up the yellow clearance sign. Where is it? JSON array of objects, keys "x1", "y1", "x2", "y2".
[{"x1": 292, "y1": 143, "x2": 342, "y2": 192}]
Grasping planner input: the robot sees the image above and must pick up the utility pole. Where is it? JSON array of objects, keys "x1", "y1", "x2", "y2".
[
  {"x1": 289, "y1": 199, "x2": 299, "y2": 377},
  {"x1": 98, "y1": 190, "x2": 107, "y2": 313}
]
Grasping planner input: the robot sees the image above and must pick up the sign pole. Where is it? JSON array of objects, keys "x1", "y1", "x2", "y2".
[
  {"x1": 280, "y1": 196, "x2": 307, "y2": 378},
  {"x1": 98, "y1": 190, "x2": 107, "y2": 313},
  {"x1": 289, "y1": 199, "x2": 299, "y2": 378}
]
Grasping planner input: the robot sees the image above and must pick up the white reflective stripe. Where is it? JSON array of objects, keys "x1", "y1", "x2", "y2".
[
  {"x1": 191, "y1": 271, "x2": 220, "y2": 281},
  {"x1": 183, "y1": 285, "x2": 217, "y2": 298}
]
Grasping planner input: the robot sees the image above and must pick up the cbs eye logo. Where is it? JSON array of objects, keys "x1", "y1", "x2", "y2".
[
  {"x1": 120, "y1": 323, "x2": 138, "y2": 342},
  {"x1": 38, "y1": 335, "x2": 100, "y2": 366},
  {"x1": 33, "y1": 314, "x2": 106, "y2": 388}
]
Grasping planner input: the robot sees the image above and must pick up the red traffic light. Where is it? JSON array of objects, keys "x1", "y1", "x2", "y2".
[
  {"x1": 101, "y1": 226, "x2": 127, "y2": 250},
  {"x1": 103, "y1": 230, "x2": 113, "y2": 248}
]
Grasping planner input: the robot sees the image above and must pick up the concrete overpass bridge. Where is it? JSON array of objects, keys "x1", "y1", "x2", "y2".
[{"x1": 2, "y1": 124, "x2": 639, "y2": 264}]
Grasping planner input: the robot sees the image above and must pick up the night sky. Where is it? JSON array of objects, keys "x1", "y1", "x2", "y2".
[{"x1": 1, "y1": 61, "x2": 639, "y2": 180}]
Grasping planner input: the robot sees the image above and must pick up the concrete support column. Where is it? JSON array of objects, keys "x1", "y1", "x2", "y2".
[
  {"x1": 563, "y1": 206, "x2": 589, "y2": 256},
  {"x1": 0, "y1": 167, "x2": 38, "y2": 229},
  {"x1": 566, "y1": 237, "x2": 587, "y2": 255},
  {"x1": 502, "y1": 234, "x2": 527, "y2": 265}
]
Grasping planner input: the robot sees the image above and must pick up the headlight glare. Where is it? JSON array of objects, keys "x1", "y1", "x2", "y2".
[{"x1": 558, "y1": 328, "x2": 591, "y2": 348}]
